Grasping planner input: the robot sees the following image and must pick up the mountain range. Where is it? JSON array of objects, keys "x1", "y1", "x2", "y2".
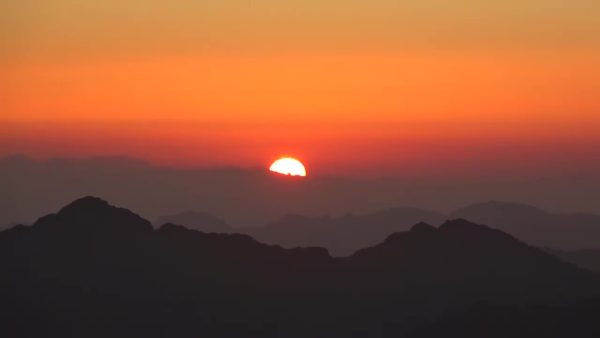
[
  {"x1": 2, "y1": 197, "x2": 600, "y2": 337},
  {"x1": 156, "y1": 201, "x2": 600, "y2": 256},
  {"x1": 4, "y1": 155, "x2": 600, "y2": 229},
  {"x1": 452, "y1": 201, "x2": 600, "y2": 250}
]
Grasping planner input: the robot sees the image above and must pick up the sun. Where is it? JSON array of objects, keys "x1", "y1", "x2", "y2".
[{"x1": 269, "y1": 157, "x2": 307, "y2": 177}]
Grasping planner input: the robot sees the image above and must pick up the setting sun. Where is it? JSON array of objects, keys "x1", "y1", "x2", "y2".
[{"x1": 269, "y1": 157, "x2": 307, "y2": 177}]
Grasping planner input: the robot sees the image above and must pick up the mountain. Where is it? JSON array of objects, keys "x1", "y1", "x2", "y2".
[
  {"x1": 156, "y1": 211, "x2": 233, "y2": 233},
  {"x1": 245, "y1": 201, "x2": 600, "y2": 256},
  {"x1": 0, "y1": 197, "x2": 332, "y2": 338},
  {"x1": 345, "y1": 219, "x2": 598, "y2": 312},
  {"x1": 248, "y1": 208, "x2": 445, "y2": 256},
  {"x1": 1, "y1": 197, "x2": 599, "y2": 337},
  {"x1": 545, "y1": 248, "x2": 600, "y2": 273},
  {"x1": 452, "y1": 201, "x2": 600, "y2": 250}
]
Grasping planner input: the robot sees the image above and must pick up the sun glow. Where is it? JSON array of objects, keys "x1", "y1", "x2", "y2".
[{"x1": 269, "y1": 157, "x2": 307, "y2": 177}]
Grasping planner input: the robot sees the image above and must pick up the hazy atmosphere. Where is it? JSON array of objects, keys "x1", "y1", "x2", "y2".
[
  {"x1": 2, "y1": 1, "x2": 600, "y2": 337},
  {"x1": 3, "y1": 156, "x2": 600, "y2": 229}
]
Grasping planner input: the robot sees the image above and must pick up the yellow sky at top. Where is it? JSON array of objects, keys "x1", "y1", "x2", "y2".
[{"x1": 2, "y1": 0, "x2": 599, "y2": 60}]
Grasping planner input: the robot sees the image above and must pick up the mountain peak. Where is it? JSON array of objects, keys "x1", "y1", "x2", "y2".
[
  {"x1": 438, "y1": 218, "x2": 500, "y2": 237},
  {"x1": 34, "y1": 196, "x2": 153, "y2": 234},
  {"x1": 381, "y1": 222, "x2": 438, "y2": 245},
  {"x1": 156, "y1": 222, "x2": 188, "y2": 232},
  {"x1": 58, "y1": 196, "x2": 110, "y2": 213},
  {"x1": 409, "y1": 222, "x2": 437, "y2": 233}
]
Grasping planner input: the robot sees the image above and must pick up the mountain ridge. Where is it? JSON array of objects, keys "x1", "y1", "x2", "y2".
[{"x1": 2, "y1": 196, "x2": 599, "y2": 337}]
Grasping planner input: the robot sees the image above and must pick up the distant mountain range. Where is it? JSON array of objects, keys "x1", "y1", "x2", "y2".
[
  {"x1": 156, "y1": 211, "x2": 233, "y2": 233},
  {"x1": 155, "y1": 201, "x2": 600, "y2": 256},
  {"x1": 246, "y1": 208, "x2": 445, "y2": 256},
  {"x1": 2, "y1": 197, "x2": 599, "y2": 337},
  {"x1": 452, "y1": 201, "x2": 600, "y2": 250},
  {"x1": 4, "y1": 155, "x2": 600, "y2": 230}
]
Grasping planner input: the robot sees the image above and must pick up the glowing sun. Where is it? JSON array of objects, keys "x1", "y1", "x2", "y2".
[{"x1": 269, "y1": 157, "x2": 307, "y2": 177}]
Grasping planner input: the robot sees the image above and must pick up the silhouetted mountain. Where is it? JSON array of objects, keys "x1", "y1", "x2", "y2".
[
  {"x1": 1, "y1": 197, "x2": 598, "y2": 337},
  {"x1": 545, "y1": 248, "x2": 600, "y2": 273},
  {"x1": 0, "y1": 221, "x2": 21, "y2": 231},
  {"x1": 245, "y1": 201, "x2": 600, "y2": 255},
  {"x1": 156, "y1": 211, "x2": 233, "y2": 233},
  {"x1": 39, "y1": 195, "x2": 154, "y2": 234},
  {"x1": 452, "y1": 201, "x2": 600, "y2": 250},
  {"x1": 248, "y1": 208, "x2": 445, "y2": 256},
  {"x1": 224, "y1": 201, "x2": 600, "y2": 257},
  {"x1": 345, "y1": 219, "x2": 598, "y2": 311}
]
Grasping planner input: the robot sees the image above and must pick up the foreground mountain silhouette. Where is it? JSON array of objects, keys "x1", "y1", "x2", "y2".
[{"x1": 2, "y1": 197, "x2": 600, "y2": 337}]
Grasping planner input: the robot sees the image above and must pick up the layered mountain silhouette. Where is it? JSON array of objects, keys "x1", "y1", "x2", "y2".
[
  {"x1": 2, "y1": 197, "x2": 599, "y2": 337},
  {"x1": 452, "y1": 201, "x2": 600, "y2": 250},
  {"x1": 156, "y1": 211, "x2": 233, "y2": 233},
  {"x1": 235, "y1": 201, "x2": 600, "y2": 256},
  {"x1": 167, "y1": 201, "x2": 599, "y2": 256},
  {"x1": 5, "y1": 155, "x2": 600, "y2": 230},
  {"x1": 545, "y1": 248, "x2": 600, "y2": 273},
  {"x1": 4, "y1": 156, "x2": 600, "y2": 256},
  {"x1": 246, "y1": 208, "x2": 445, "y2": 256}
]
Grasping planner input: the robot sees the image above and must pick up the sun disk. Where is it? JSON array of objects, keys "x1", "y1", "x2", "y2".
[{"x1": 269, "y1": 157, "x2": 307, "y2": 177}]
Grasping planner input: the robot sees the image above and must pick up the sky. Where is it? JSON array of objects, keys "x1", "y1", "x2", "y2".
[{"x1": 1, "y1": 0, "x2": 599, "y2": 177}]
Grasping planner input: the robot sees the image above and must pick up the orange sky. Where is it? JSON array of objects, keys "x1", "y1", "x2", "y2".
[{"x1": 1, "y1": 0, "x2": 599, "y2": 177}]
